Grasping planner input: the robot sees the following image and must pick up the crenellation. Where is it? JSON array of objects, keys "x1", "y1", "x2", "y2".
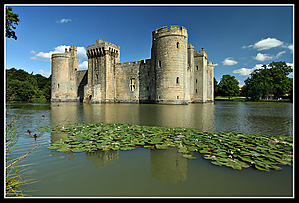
[{"x1": 51, "y1": 25, "x2": 214, "y2": 104}]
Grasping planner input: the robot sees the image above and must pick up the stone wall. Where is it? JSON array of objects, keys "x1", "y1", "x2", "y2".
[
  {"x1": 51, "y1": 26, "x2": 214, "y2": 104},
  {"x1": 151, "y1": 26, "x2": 190, "y2": 104},
  {"x1": 51, "y1": 47, "x2": 78, "y2": 102},
  {"x1": 115, "y1": 61, "x2": 140, "y2": 103}
]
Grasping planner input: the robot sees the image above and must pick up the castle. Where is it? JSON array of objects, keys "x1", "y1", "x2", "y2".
[{"x1": 51, "y1": 25, "x2": 214, "y2": 104}]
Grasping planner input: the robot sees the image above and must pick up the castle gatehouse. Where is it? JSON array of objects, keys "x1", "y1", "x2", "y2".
[{"x1": 51, "y1": 25, "x2": 214, "y2": 104}]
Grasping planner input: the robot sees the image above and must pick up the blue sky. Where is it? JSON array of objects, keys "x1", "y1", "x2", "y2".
[{"x1": 5, "y1": 5, "x2": 293, "y2": 84}]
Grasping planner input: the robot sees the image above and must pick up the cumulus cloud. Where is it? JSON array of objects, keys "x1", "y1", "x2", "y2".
[
  {"x1": 233, "y1": 64, "x2": 275, "y2": 76},
  {"x1": 78, "y1": 61, "x2": 88, "y2": 70},
  {"x1": 38, "y1": 69, "x2": 51, "y2": 76},
  {"x1": 56, "y1": 18, "x2": 71, "y2": 23},
  {"x1": 243, "y1": 37, "x2": 284, "y2": 51},
  {"x1": 254, "y1": 53, "x2": 274, "y2": 61},
  {"x1": 254, "y1": 51, "x2": 286, "y2": 61},
  {"x1": 222, "y1": 57, "x2": 238, "y2": 66},
  {"x1": 233, "y1": 64, "x2": 265, "y2": 76},
  {"x1": 233, "y1": 68, "x2": 254, "y2": 76},
  {"x1": 287, "y1": 45, "x2": 293, "y2": 53},
  {"x1": 30, "y1": 45, "x2": 87, "y2": 61},
  {"x1": 77, "y1": 47, "x2": 87, "y2": 59}
]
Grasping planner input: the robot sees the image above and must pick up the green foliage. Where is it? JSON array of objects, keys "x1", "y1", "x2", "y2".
[
  {"x1": 214, "y1": 77, "x2": 219, "y2": 97},
  {"x1": 242, "y1": 61, "x2": 293, "y2": 101},
  {"x1": 5, "y1": 7, "x2": 20, "y2": 40},
  {"x1": 217, "y1": 74, "x2": 240, "y2": 99},
  {"x1": 6, "y1": 68, "x2": 51, "y2": 101}
]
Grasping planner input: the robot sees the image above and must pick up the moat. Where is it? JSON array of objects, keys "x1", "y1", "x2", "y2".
[{"x1": 6, "y1": 101, "x2": 293, "y2": 197}]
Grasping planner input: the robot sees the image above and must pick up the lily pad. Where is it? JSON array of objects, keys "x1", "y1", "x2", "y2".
[
  {"x1": 38, "y1": 122, "x2": 293, "y2": 172},
  {"x1": 183, "y1": 154, "x2": 196, "y2": 159}
]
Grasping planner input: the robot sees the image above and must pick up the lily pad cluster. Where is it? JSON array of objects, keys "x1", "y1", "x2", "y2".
[{"x1": 37, "y1": 122, "x2": 293, "y2": 171}]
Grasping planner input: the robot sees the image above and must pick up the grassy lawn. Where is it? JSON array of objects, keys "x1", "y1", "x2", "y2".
[
  {"x1": 214, "y1": 96, "x2": 246, "y2": 101},
  {"x1": 214, "y1": 96, "x2": 291, "y2": 102}
]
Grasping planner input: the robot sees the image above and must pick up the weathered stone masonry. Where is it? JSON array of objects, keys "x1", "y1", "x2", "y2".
[{"x1": 51, "y1": 25, "x2": 214, "y2": 104}]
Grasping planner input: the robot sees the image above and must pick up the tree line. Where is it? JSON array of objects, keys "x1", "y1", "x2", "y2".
[
  {"x1": 214, "y1": 61, "x2": 293, "y2": 101},
  {"x1": 6, "y1": 68, "x2": 51, "y2": 102}
]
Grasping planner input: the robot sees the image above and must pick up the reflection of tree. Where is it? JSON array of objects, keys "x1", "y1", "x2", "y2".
[
  {"x1": 86, "y1": 150, "x2": 119, "y2": 168},
  {"x1": 150, "y1": 147, "x2": 187, "y2": 185}
]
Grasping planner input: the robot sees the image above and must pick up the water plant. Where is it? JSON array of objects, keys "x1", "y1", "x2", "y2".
[
  {"x1": 6, "y1": 104, "x2": 39, "y2": 197},
  {"x1": 37, "y1": 122, "x2": 293, "y2": 172}
]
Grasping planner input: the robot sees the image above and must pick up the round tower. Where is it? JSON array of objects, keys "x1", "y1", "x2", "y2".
[
  {"x1": 151, "y1": 25, "x2": 190, "y2": 104},
  {"x1": 51, "y1": 50, "x2": 78, "y2": 102}
]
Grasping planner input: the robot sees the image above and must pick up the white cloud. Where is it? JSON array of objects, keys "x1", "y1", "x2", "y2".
[
  {"x1": 288, "y1": 45, "x2": 293, "y2": 53},
  {"x1": 56, "y1": 18, "x2": 71, "y2": 23},
  {"x1": 78, "y1": 61, "x2": 88, "y2": 70},
  {"x1": 77, "y1": 47, "x2": 87, "y2": 58},
  {"x1": 233, "y1": 68, "x2": 253, "y2": 76},
  {"x1": 254, "y1": 53, "x2": 274, "y2": 61},
  {"x1": 276, "y1": 51, "x2": 286, "y2": 58},
  {"x1": 29, "y1": 56, "x2": 37, "y2": 60},
  {"x1": 233, "y1": 64, "x2": 264, "y2": 76},
  {"x1": 30, "y1": 45, "x2": 87, "y2": 61},
  {"x1": 222, "y1": 57, "x2": 238, "y2": 66},
  {"x1": 244, "y1": 37, "x2": 284, "y2": 51},
  {"x1": 38, "y1": 69, "x2": 51, "y2": 76},
  {"x1": 254, "y1": 51, "x2": 286, "y2": 61}
]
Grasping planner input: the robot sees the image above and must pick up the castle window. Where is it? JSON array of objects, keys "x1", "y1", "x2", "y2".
[
  {"x1": 196, "y1": 89, "x2": 198, "y2": 93},
  {"x1": 158, "y1": 60, "x2": 161, "y2": 68},
  {"x1": 130, "y1": 78, "x2": 135, "y2": 91},
  {"x1": 177, "y1": 42, "x2": 179, "y2": 48},
  {"x1": 196, "y1": 66, "x2": 198, "y2": 71},
  {"x1": 196, "y1": 79, "x2": 198, "y2": 83},
  {"x1": 57, "y1": 84, "x2": 60, "y2": 89},
  {"x1": 176, "y1": 77, "x2": 179, "y2": 85},
  {"x1": 177, "y1": 96, "x2": 179, "y2": 99}
]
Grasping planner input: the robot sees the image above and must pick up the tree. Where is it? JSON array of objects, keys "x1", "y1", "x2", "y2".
[
  {"x1": 6, "y1": 80, "x2": 36, "y2": 101},
  {"x1": 6, "y1": 68, "x2": 52, "y2": 101},
  {"x1": 214, "y1": 77, "x2": 219, "y2": 97},
  {"x1": 218, "y1": 74, "x2": 240, "y2": 100},
  {"x1": 242, "y1": 61, "x2": 293, "y2": 101},
  {"x1": 5, "y1": 7, "x2": 20, "y2": 40}
]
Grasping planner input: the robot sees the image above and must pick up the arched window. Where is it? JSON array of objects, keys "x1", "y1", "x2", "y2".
[
  {"x1": 176, "y1": 77, "x2": 179, "y2": 85},
  {"x1": 177, "y1": 42, "x2": 179, "y2": 48},
  {"x1": 57, "y1": 84, "x2": 60, "y2": 89},
  {"x1": 130, "y1": 78, "x2": 135, "y2": 91}
]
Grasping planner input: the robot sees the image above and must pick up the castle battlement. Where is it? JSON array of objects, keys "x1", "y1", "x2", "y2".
[
  {"x1": 51, "y1": 53, "x2": 69, "y2": 59},
  {"x1": 51, "y1": 25, "x2": 214, "y2": 104},
  {"x1": 87, "y1": 39, "x2": 120, "y2": 56},
  {"x1": 194, "y1": 48, "x2": 207, "y2": 58},
  {"x1": 152, "y1": 25, "x2": 188, "y2": 40}
]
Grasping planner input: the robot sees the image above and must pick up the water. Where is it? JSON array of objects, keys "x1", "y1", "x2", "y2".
[{"x1": 6, "y1": 101, "x2": 293, "y2": 197}]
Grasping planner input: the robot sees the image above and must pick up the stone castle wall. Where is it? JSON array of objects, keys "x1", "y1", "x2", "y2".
[
  {"x1": 151, "y1": 26, "x2": 190, "y2": 104},
  {"x1": 51, "y1": 26, "x2": 214, "y2": 104},
  {"x1": 51, "y1": 47, "x2": 78, "y2": 102}
]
